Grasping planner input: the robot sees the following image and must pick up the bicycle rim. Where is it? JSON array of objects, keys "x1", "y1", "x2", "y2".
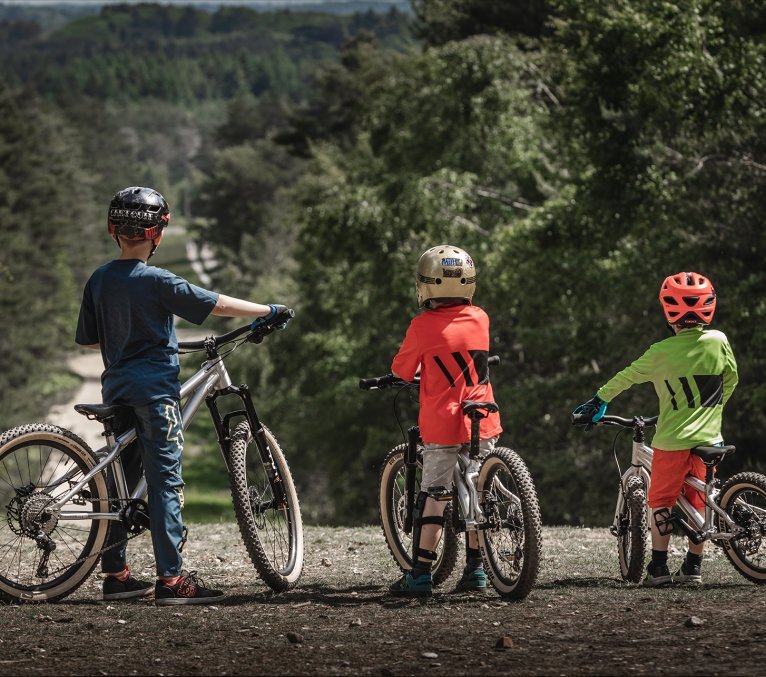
[
  {"x1": 0, "y1": 425, "x2": 109, "y2": 602},
  {"x1": 379, "y1": 446, "x2": 458, "y2": 586},
  {"x1": 228, "y1": 422, "x2": 303, "y2": 591}
]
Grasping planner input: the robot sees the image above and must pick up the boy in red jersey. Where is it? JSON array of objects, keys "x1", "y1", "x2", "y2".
[{"x1": 389, "y1": 245, "x2": 502, "y2": 597}]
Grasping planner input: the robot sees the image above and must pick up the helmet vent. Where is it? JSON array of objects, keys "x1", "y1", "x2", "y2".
[
  {"x1": 682, "y1": 296, "x2": 700, "y2": 306},
  {"x1": 662, "y1": 296, "x2": 679, "y2": 306}
]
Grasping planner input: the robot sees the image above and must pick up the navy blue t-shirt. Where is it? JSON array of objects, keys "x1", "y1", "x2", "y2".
[{"x1": 75, "y1": 259, "x2": 219, "y2": 406}]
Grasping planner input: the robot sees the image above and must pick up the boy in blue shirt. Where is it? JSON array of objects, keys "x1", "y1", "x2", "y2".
[{"x1": 76, "y1": 186, "x2": 286, "y2": 604}]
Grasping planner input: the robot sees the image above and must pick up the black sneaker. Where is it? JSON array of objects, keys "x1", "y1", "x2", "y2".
[
  {"x1": 642, "y1": 561, "x2": 672, "y2": 587},
  {"x1": 103, "y1": 568, "x2": 153, "y2": 601},
  {"x1": 155, "y1": 571, "x2": 225, "y2": 606},
  {"x1": 674, "y1": 560, "x2": 702, "y2": 584}
]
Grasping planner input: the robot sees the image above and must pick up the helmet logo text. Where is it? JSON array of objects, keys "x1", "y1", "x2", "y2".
[{"x1": 109, "y1": 208, "x2": 157, "y2": 221}]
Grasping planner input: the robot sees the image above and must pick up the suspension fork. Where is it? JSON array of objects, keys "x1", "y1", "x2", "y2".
[
  {"x1": 205, "y1": 384, "x2": 288, "y2": 504},
  {"x1": 403, "y1": 426, "x2": 420, "y2": 535}
]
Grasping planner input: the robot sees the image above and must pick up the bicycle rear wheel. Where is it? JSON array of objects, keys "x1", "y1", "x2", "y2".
[
  {"x1": 717, "y1": 472, "x2": 766, "y2": 583},
  {"x1": 227, "y1": 422, "x2": 303, "y2": 591},
  {"x1": 476, "y1": 447, "x2": 542, "y2": 599},
  {"x1": 616, "y1": 476, "x2": 648, "y2": 583},
  {"x1": 379, "y1": 445, "x2": 458, "y2": 586},
  {"x1": 0, "y1": 424, "x2": 110, "y2": 602}
]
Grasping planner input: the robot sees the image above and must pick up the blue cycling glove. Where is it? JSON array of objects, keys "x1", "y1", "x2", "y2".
[
  {"x1": 574, "y1": 394, "x2": 608, "y2": 423},
  {"x1": 251, "y1": 304, "x2": 287, "y2": 330}
]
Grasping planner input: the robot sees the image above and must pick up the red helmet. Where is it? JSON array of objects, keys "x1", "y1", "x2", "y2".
[{"x1": 659, "y1": 272, "x2": 717, "y2": 327}]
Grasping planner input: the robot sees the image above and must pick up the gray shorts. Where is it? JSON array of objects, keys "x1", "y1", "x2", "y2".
[{"x1": 421, "y1": 437, "x2": 498, "y2": 492}]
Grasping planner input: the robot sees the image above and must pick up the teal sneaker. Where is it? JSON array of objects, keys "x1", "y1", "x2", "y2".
[
  {"x1": 388, "y1": 571, "x2": 433, "y2": 598},
  {"x1": 454, "y1": 567, "x2": 487, "y2": 593}
]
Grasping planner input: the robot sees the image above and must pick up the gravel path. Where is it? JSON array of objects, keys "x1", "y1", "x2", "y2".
[{"x1": 2, "y1": 525, "x2": 765, "y2": 676}]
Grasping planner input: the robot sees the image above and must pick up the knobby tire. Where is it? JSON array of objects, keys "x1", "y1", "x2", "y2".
[
  {"x1": 717, "y1": 472, "x2": 766, "y2": 584},
  {"x1": 618, "y1": 476, "x2": 648, "y2": 584},
  {"x1": 378, "y1": 445, "x2": 459, "y2": 586},
  {"x1": 227, "y1": 422, "x2": 303, "y2": 592},
  {"x1": 476, "y1": 447, "x2": 542, "y2": 600},
  {"x1": 0, "y1": 424, "x2": 110, "y2": 603}
]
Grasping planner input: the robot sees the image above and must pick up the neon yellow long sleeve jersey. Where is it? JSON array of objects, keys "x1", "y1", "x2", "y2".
[{"x1": 597, "y1": 327, "x2": 738, "y2": 451}]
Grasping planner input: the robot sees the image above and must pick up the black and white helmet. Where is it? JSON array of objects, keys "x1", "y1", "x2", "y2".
[{"x1": 107, "y1": 186, "x2": 170, "y2": 241}]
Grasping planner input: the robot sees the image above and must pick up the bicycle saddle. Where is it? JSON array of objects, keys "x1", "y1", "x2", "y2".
[
  {"x1": 462, "y1": 400, "x2": 499, "y2": 416},
  {"x1": 74, "y1": 403, "x2": 129, "y2": 422},
  {"x1": 690, "y1": 444, "x2": 736, "y2": 464}
]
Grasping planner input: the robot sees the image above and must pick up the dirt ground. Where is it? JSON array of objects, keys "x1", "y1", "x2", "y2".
[{"x1": 1, "y1": 524, "x2": 765, "y2": 676}]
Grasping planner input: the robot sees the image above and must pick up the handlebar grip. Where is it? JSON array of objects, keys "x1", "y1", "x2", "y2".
[
  {"x1": 571, "y1": 412, "x2": 593, "y2": 427},
  {"x1": 359, "y1": 374, "x2": 396, "y2": 390}
]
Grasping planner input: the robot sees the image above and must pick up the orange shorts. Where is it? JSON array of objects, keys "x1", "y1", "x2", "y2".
[{"x1": 648, "y1": 448, "x2": 706, "y2": 510}]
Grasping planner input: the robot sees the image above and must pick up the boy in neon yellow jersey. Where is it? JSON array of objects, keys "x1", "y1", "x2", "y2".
[{"x1": 577, "y1": 272, "x2": 738, "y2": 585}]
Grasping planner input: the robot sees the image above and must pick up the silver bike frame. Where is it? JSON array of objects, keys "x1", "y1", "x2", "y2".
[
  {"x1": 614, "y1": 438, "x2": 743, "y2": 542},
  {"x1": 48, "y1": 356, "x2": 233, "y2": 521},
  {"x1": 453, "y1": 454, "x2": 484, "y2": 531},
  {"x1": 452, "y1": 451, "x2": 522, "y2": 531}
]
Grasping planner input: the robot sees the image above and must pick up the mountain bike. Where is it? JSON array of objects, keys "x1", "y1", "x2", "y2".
[
  {"x1": 572, "y1": 412, "x2": 766, "y2": 584},
  {"x1": 360, "y1": 360, "x2": 542, "y2": 599},
  {"x1": 0, "y1": 308, "x2": 303, "y2": 603}
]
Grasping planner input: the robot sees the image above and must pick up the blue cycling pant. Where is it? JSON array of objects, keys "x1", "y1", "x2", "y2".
[{"x1": 101, "y1": 398, "x2": 185, "y2": 577}]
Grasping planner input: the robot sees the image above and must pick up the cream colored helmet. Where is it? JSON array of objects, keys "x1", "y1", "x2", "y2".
[{"x1": 415, "y1": 244, "x2": 477, "y2": 308}]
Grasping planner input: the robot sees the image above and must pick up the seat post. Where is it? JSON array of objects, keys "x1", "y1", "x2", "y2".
[
  {"x1": 704, "y1": 462, "x2": 716, "y2": 485},
  {"x1": 469, "y1": 412, "x2": 483, "y2": 459}
]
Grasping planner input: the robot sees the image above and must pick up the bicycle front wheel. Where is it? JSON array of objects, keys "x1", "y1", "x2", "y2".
[
  {"x1": 617, "y1": 476, "x2": 648, "y2": 583},
  {"x1": 379, "y1": 445, "x2": 459, "y2": 586},
  {"x1": 476, "y1": 447, "x2": 542, "y2": 599},
  {"x1": 0, "y1": 424, "x2": 110, "y2": 603},
  {"x1": 228, "y1": 422, "x2": 303, "y2": 591},
  {"x1": 717, "y1": 472, "x2": 766, "y2": 584}
]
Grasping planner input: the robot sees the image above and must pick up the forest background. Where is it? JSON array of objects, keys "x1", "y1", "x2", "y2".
[{"x1": 1, "y1": 0, "x2": 764, "y2": 526}]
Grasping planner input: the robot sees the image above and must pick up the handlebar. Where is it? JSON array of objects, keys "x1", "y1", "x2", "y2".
[
  {"x1": 571, "y1": 412, "x2": 658, "y2": 429},
  {"x1": 178, "y1": 308, "x2": 295, "y2": 352},
  {"x1": 360, "y1": 355, "x2": 500, "y2": 391}
]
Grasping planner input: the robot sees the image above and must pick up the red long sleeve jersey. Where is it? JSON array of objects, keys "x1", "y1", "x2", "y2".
[{"x1": 392, "y1": 304, "x2": 503, "y2": 445}]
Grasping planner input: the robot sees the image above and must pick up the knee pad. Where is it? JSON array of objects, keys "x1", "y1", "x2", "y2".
[
  {"x1": 653, "y1": 508, "x2": 675, "y2": 536},
  {"x1": 412, "y1": 491, "x2": 449, "y2": 563}
]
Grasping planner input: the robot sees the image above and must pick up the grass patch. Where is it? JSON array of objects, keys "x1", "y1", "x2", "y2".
[{"x1": 182, "y1": 487, "x2": 234, "y2": 523}]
